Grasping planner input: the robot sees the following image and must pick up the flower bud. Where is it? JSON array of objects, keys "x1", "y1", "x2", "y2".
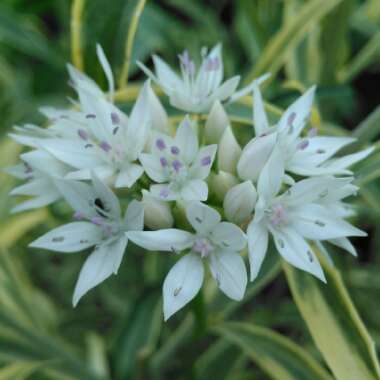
[
  {"x1": 142, "y1": 190, "x2": 174, "y2": 229},
  {"x1": 209, "y1": 171, "x2": 239, "y2": 202},
  {"x1": 224, "y1": 181, "x2": 257, "y2": 224},
  {"x1": 237, "y1": 132, "x2": 276, "y2": 181},
  {"x1": 218, "y1": 126, "x2": 241, "y2": 174},
  {"x1": 204, "y1": 101, "x2": 229, "y2": 144},
  {"x1": 148, "y1": 86, "x2": 169, "y2": 134}
]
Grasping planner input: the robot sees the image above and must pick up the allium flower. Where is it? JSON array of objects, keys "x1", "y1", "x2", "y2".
[
  {"x1": 127, "y1": 202, "x2": 247, "y2": 320},
  {"x1": 140, "y1": 116, "x2": 217, "y2": 201},
  {"x1": 7, "y1": 150, "x2": 69, "y2": 213},
  {"x1": 237, "y1": 147, "x2": 366, "y2": 282},
  {"x1": 30, "y1": 175, "x2": 144, "y2": 306},
  {"x1": 138, "y1": 44, "x2": 266, "y2": 113},
  {"x1": 237, "y1": 82, "x2": 374, "y2": 182}
]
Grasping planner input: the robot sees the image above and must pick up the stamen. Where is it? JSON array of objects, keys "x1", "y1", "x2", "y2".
[
  {"x1": 314, "y1": 220, "x2": 325, "y2": 227},
  {"x1": 317, "y1": 149, "x2": 325, "y2": 154},
  {"x1": 160, "y1": 157, "x2": 168, "y2": 167},
  {"x1": 156, "y1": 138, "x2": 166, "y2": 151},
  {"x1": 112, "y1": 127, "x2": 119, "y2": 135},
  {"x1": 287, "y1": 112, "x2": 296, "y2": 127},
  {"x1": 308, "y1": 127, "x2": 318, "y2": 137},
  {"x1": 171, "y1": 146, "x2": 180, "y2": 155},
  {"x1": 159, "y1": 187, "x2": 170, "y2": 199},
  {"x1": 73, "y1": 211, "x2": 84, "y2": 220},
  {"x1": 52, "y1": 236, "x2": 64, "y2": 242},
  {"x1": 172, "y1": 160, "x2": 182, "y2": 172},
  {"x1": 78, "y1": 129, "x2": 88, "y2": 140},
  {"x1": 91, "y1": 216, "x2": 104, "y2": 226},
  {"x1": 297, "y1": 139, "x2": 309, "y2": 150},
  {"x1": 174, "y1": 287, "x2": 182, "y2": 297},
  {"x1": 111, "y1": 112, "x2": 120, "y2": 125},
  {"x1": 201, "y1": 156, "x2": 211, "y2": 166},
  {"x1": 99, "y1": 141, "x2": 112, "y2": 153},
  {"x1": 86, "y1": 113, "x2": 96, "y2": 119}
]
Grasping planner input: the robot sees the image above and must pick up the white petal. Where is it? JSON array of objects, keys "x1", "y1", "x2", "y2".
[
  {"x1": 290, "y1": 203, "x2": 366, "y2": 240},
  {"x1": 96, "y1": 44, "x2": 114, "y2": 99},
  {"x1": 211, "y1": 76, "x2": 240, "y2": 102},
  {"x1": 115, "y1": 164, "x2": 144, "y2": 188},
  {"x1": 210, "y1": 222, "x2": 247, "y2": 251},
  {"x1": 125, "y1": 81, "x2": 151, "y2": 160},
  {"x1": 209, "y1": 250, "x2": 247, "y2": 301},
  {"x1": 329, "y1": 237, "x2": 357, "y2": 257},
  {"x1": 150, "y1": 184, "x2": 179, "y2": 201},
  {"x1": 10, "y1": 178, "x2": 50, "y2": 196},
  {"x1": 11, "y1": 193, "x2": 60, "y2": 213},
  {"x1": 186, "y1": 201, "x2": 221, "y2": 233},
  {"x1": 180, "y1": 179, "x2": 208, "y2": 201},
  {"x1": 139, "y1": 153, "x2": 168, "y2": 183},
  {"x1": 204, "y1": 101, "x2": 229, "y2": 144},
  {"x1": 228, "y1": 73, "x2": 270, "y2": 104},
  {"x1": 152, "y1": 55, "x2": 183, "y2": 89},
  {"x1": 92, "y1": 174, "x2": 121, "y2": 218},
  {"x1": 163, "y1": 253, "x2": 204, "y2": 321},
  {"x1": 277, "y1": 86, "x2": 316, "y2": 138},
  {"x1": 30, "y1": 222, "x2": 101, "y2": 252},
  {"x1": 237, "y1": 132, "x2": 276, "y2": 181},
  {"x1": 175, "y1": 116, "x2": 199, "y2": 164},
  {"x1": 21, "y1": 150, "x2": 68, "y2": 177},
  {"x1": 126, "y1": 229, "x2": 194, "y2": 252},
  {"x1": 247, "y1": 221, "x2": 269, "y2": 281},
  {"x1": 321, "y1": 147, "x2": 374, "y2": 171},
  {"x1": 253, "y1": 80, "x2": 269, "y2": 136},
  {"x1": 190, "y1": 144, "x2": 217, "y2": 180},
  {"x1": 223, "y1": 181, "x2": 257, "y2": 224},
  {"x1": 209, "y1": 171, "x2": 239, "y2": 202},
  {"x1": 271, "y1": 226, "x2": 326, "y2": 282},
  {"x1": 218, "y1": 127, "x2": 241, "y2": 174},
  {"x1": 257, "y1": 143, "x2": 284, "y2": 201},
  {"x1": 148, "y1": 86, "x2": 169, "y2": 133},
  {"x1": 73, "y1": 236, "x2": 128, "y2": 306},
  {"x1": 124, "y1": 200, "x2": 144, "y2": 231}
]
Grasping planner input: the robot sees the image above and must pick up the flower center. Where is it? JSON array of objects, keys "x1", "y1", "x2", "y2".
[
  {"x1": 192, "y1": 237, "x2": 214, "y2": 258},
  {"x1": 269, "y1": 204, "x2": 288, "y2": 227}
]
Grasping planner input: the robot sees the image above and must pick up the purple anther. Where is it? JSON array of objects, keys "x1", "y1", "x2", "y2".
[
  {"x1": 201, "y1": 156, "x2": 211, "y2": 166},
  {"x1": 111, "y1": 112, "x2": 120, "y2": 125},
  {"x1": 317, "y1": 149, "x2": 326, "y2": 154},
  {"x1": 156, "y1": 138, "x2": 166, "y2": 151},
  {"x1": 287, "y1": 112, "x2": 296, "y2": 126},
  {"x1": 86, "y1": 113, "x2": 96, "y2": 119},
  {"x1": 91, "y1": 216, "x2": 104, "y2": 226},
  {"x1": 297, "y1": 140, "x2": 309, "y2": 150},
  {"x1": 99, "y1": 141, "x2": 112, "y2": 153},
  {"x1": 78, "y1": 129, "x2": 88, "y2": 140},
  {"x1": 160, "y1": 157, "x2": 168, "y2": 167},
  {"x1": 24, "y1": 163, "x2": 33, "y2": 174},
  {"x1": 112, "y1": 127, "x2": 119, "y2": 135},
  {"x1": 172, "y1": 160, "x2": 182, "y2": 172},
  {"x1": 308, "y1": 127, "x2": 318, "y2": 137},
  {"x1": 159, "y1": 187, "x2": 170, "y2": 199},
  {"x1": 73, "y1": 211, "x2": 84, "y2": 220},
  {"x1": 171, "y1": 146, "x2": 180, "y2": 155}
]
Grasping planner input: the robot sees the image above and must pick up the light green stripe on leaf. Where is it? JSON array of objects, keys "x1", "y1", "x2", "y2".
[{"x1": 284, "y1": 256, "x2": 380, "y2": 380}]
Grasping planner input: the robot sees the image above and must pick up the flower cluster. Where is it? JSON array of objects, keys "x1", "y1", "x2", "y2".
[{"x1": 8, "y1": 44, "x2": 372, "y2": 320}]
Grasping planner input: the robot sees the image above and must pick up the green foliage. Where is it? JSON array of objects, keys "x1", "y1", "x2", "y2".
[{"x1": 0, "y1": 0, "x2": 380, "y2": 379}]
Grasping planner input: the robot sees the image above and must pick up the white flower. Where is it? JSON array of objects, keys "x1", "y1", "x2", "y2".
[
  {"x1": 29, "y1": 175, "x2": 144, "y2": 306},
  {"x1": 237, "y1": 83, "x2": 374, "y2": 182},
  {"x1": 138, "y1": 44, "x2": 267, "y2": 113},
  {"x1": 140, "y1": 116, "x2": 217, "y2": 202},
  {"x1": 7, "y1": 150, "x2": 69, "y2": 213},
  {"x1": 127, "y1": 202, "x2": 247, "y2": 320},
  {"x1": 246, "y1": 146, "x2": 366, "y2": 282}
]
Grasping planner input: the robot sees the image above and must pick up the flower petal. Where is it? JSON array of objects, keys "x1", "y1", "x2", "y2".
[
  {"x1": 150, "y1": 184, "x2": 179, "y2": 201},
  {"x1": 190, "y1": 144, "x2": 217, "y2": 180},
  {"x1": 73, "y1": 236, "x2": 128, "y2": 306},
  {"x1": 180, "y1": 179, "x2": 208, "y2": 201},
  {"x1": 30, "y1": 222, "x2": 101, "y2": 252},
  {"x1": 163, "y1": 253, "x2": 204, "y2": 321},
  {"x1": 186, "y1": 201, "x2": 221, "y2": 233},
  {"x1": 271, "y1": 226, "x2": 326, "y2": 282},
  {"x1": 126, "y1": 229, "x2": 194, "y2": 252},
  {"x1": 218, "y1": 127, "x2": 241, "y2": 174},
  {"x1": 175, "y1": 116, "x2": 199, "y2": 164},
  {"x1": 209, "y1": 250, "x2": 247, "y2": 301},
  {"x1": 247, "y1": 221, "x2": 269, "y2": 281},
  {"x1": 329, "y1": 237, "x2": 357, "y2": 257},
  {"x1": 204, "y1": 101, "x2": 229, "y2": 144},
  {"x1": 124, "y1": 200, "x2": 144, "y2": 231},
  {"x1": 210, "y1": 222, "x2": 247, "y2": 251},
  {"x1": 96, "y1": 44, "x2": 114, "y2": 99},
  {"x1": 253, "y1": 80, "x2": 269, "y2": 136},
  {"x1": 152, "y1": 55, "x2": 183, "y2": 90},
  {"x1": 115, "y1": 164, "x2": 144, "y2": 188},
  {"x1": 139, "y1": 153, "x2": 168, "y2": 183}
]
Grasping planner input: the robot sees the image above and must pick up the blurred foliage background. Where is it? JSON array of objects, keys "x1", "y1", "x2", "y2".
[{"x1": 0, "y1": 0, "x2": 380, "y2": 379}]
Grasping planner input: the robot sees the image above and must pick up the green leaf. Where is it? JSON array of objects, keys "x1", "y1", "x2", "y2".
[
  {"x1": 245, "y1": 0, "x2": 343, "y2": 82},
  {"x1": 213, "y1": 322, "x2": 333, "y2": 380},
  {"x1": 284, "y1": 255, "x2": 380, "y2": 380},
  {"x1": 0, "y1": 361, "x2": 42, "y2": 380}
]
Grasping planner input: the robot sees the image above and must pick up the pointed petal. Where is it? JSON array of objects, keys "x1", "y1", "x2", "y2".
[
  {"x1": 186, "y1": 201, "x2": 221, "y2": 233},
  {"x1": 180, "y1": 179, "x2": 208, "y2": 201},
  {"x1": 73, "y1": 236, "x2": 128, "y2": 306},
  {"x1": 152, "y1": 55, "x2": 183, "y2": 89},
  {"x1": 228, "y1": 73, "x2": 270, "y2": 104},
  {"x1": 204, "y1": 101, "x2": 229, "y2": 144},
  {"x1": 210, "y1": 222, "x2": 247, "y2": 251},
  {"x1": 150, "y1": 184, "x2": 179, "y2": 201},
  {"x1": 115, "y1": 164, "x2": 144, "y2": 188},
  {"x1": 209, "y1": 250, "x2": 247, "y2": 301},
  {"x1": 11, "y1": 192, "x2": 60, "y2": 213},
  {"x1": 124, "y1": 200, "x2": 144, "y2": 231},
  {"x1": 218, "y1": 127, "x2": 241, "y2": 174},
  {"x1": 148, "y1": 86, "x2": 169, "y2": 133},
  {"x1": 190, "y1": 144, "x2": 217, "y2": 180},
  {"x1": 139, "y1": 153, "x2": 168, "y2": 183},
  {"x1": 30, "y1": 222, "x2": 101, "y2": 252},
  {"x1": 247, "y1": 221, "x2": 269, "y2": 281},
  {"x1": 253, "y1": 80, "x2": 269, "y2": 136},
  {"x1": 329, "y1": 237, "x2": 357, "y2": 257},
  {"x1": 321, "y1": 146, "x2": 374, "y2": 171},
  {"x1": 271, "y1": 226, "x2": 326, "y2": 282},
  {"x1": 211, "y1": 76, "x2": 240, "y2": 102},
  {"x1": 163, "y1": 253, "x2": 204, "y2": 320},
  {"x1": 126, "y1": 229, "x2": 194, "y2": 252},
  {"x1": 96, "y1": 44, "x2": 114, "y2": 98},
  {"x1": 175, "y1": 116, "x2": 199, "y2": 164}
]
